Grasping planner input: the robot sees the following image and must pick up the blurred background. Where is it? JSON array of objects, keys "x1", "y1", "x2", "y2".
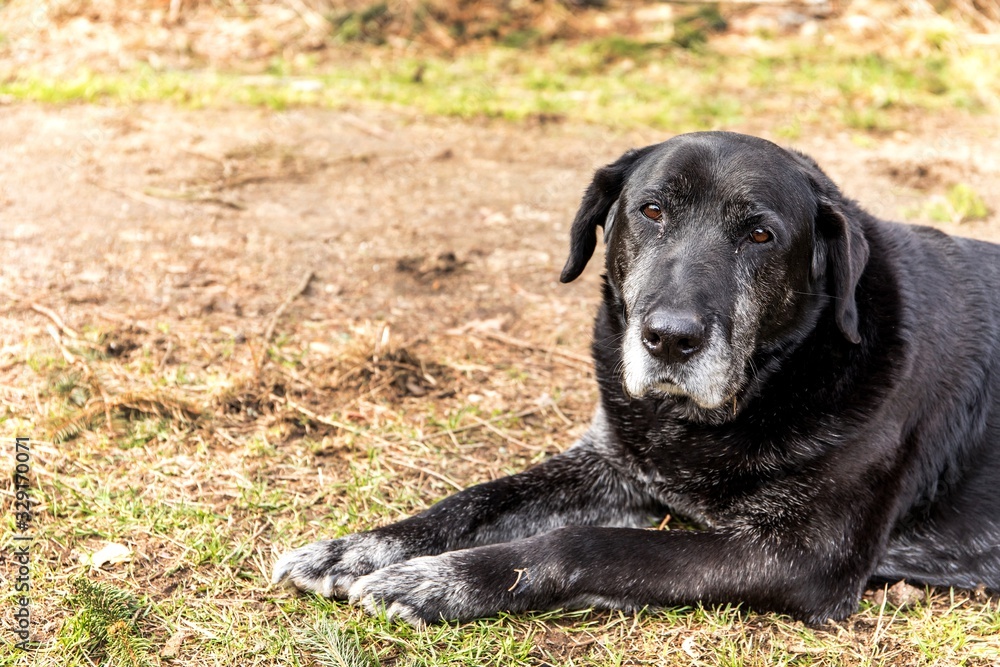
[
  {"x1": 2, "y1": 0, "x2": 999, "y2": 135},
  {"x1": 2, "y1": 2, "x2": 1000, "y2": 666}
]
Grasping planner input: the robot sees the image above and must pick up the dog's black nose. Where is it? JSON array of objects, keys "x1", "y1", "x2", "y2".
[{"x1": 641, "y1": 311, "x2": 705, "y2": 363}]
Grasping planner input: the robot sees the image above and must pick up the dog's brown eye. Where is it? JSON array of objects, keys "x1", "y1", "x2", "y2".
[
  {"x1": 641, "y1": 203, "x2": 662, "y2": 221},
  {"x1": 749, "y1": 228, "x2": 772, "y2": 243}
]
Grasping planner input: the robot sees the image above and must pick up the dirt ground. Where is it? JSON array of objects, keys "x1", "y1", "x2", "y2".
[
  {"x1": 3, "y1": 103, "x2": 998, "y2": 342},
  {"x1": 2, "y1": 102, "x2": 1000, "y2": 662}
]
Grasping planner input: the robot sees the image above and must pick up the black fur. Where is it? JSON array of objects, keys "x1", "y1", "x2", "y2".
[{"x1": 274, "y1": 132, "x2": 1000, "y2": 625}]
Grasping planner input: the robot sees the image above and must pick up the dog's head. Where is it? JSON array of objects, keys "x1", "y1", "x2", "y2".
[{"x1": 562, "y1": 132, "x2": 869, "y2": 411}]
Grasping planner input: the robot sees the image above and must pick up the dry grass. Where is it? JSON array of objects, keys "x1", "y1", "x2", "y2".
[
  {"x1": 0, "y1": 292, "x2": 602, "y2": 664},
  {"x1": 3, "y1": 289, "x2": 1000, "y2": 665}
]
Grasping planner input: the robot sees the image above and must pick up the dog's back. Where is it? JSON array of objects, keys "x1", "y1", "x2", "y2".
[{"x1": 870, "y1": 221, "x2": 1000, "y2": 588}]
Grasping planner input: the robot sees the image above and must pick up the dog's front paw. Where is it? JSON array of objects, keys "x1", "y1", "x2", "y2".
[
  {"x1": 272, "y1": 532, "x2": 406, "y2": 598},
  {"x1": 348, "y1": 553, "x2": 477, "y2": 625},
  {"x1": 348, "y1": 547, "x2": 538, "y2": 625}
]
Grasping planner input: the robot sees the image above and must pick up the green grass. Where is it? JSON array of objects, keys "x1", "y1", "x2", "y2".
[
  {"x1": 60, "y1": 578, "x2": 157, "y2": 667},
  {"x1": 4, "y1": 318, "x2": 1000, "y2": 666},
  {"x1": 296, "y1": 620, "x2": 379, "y2": 667},
  {"x1": 908, "y1": 182, "x2": 991, "y2": 224},
  {"x1": 2, "y1": 34, "x2": 996, "y2": 133}
]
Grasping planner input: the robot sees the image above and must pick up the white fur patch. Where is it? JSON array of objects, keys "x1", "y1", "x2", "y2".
[{"x1": 272, "y1": 533, "x2": 405, "y2": 598}]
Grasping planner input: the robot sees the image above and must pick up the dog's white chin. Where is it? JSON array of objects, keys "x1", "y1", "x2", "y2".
[
  {"x1": 624, "y1": 376, "x2": 682, "y2": 398},
  {"x1": 626, "y1": 378, "x2": 729, "y2": 409}
]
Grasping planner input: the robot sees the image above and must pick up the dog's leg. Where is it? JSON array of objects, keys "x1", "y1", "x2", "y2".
[
  {"x1": 272, "y1": 415, "x2": 662, "y2": 598},
  {"x1": 348, "y1": 525, "x2": 868, "y2": 626}
]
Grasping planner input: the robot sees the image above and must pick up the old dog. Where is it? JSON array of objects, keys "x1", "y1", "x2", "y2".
[{"x1": 273, "y1": 132, "x2": 1000, "y2": 625}]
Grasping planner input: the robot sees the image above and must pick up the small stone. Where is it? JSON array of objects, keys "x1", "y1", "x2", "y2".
[{"x1": 872, "y1": 580, "x2": 925, "y2": 610}]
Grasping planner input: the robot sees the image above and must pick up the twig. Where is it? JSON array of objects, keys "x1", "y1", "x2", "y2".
[
  {"x1": 382, "y1": 454, "x2": 464, "y2": 491},
  {"x1": 507, "y1": 568, "x2": 530, "y2": 592},
  {"x1": 214, "y1": 429, "x2": 241, "y2": 446},
  {"x1": 463, "y1": 329, "x2": 591, "y2": 370},
  {"x1": 871, "y1": 584, "x2": 891, "y2": 657},
  {"x1": 142, "y1": 186, "x2": 245, "y2": 210},
  {"x1": 86, "y1": 177, "x2": 166, "y2": 209},
  {"x1": 283, "y1": 395, "x2": 464, "y2": 491},
  {"x1": 180, "y1": 619, "x2": 220, "y2": 641},
  {"x1": 180, "y1": 148, "x2": 224, "y2": 165},
  {"x1": 31, "y1": 303, "x2": 79, "y2": 338},
  {"x1": 470, "y1": 415, "x2": 546, "y2": 452},
  {"x1": 33, "y1": 388, "x2": 44, "y2": 416},
  {"x1": 45, "y1": 325, "x2": 76, "y2": 364},
  {"x1": 548, "y1": 401, "x2": 575, "y2": 426},
  {"x1": 168, "y1": 0, "x2": 183, "y2": 24},
  {"x1": 279, "y1": 395, "x2": 396, "y2": 448},
  {"x1": 414, "y1": 406, "x2": 542, "y2": 442},
  {"x1": 263, "y1": 270, "x2": 315, "y2": 346},
  {"x1": 340, "y1": 114, "x2": 391, "y2": 140},
  {"x1": 157, "y1": 340, "x2": 175, "y2": 373},
  {"x1": 282, "y1": 0, "x2": 328, "y2": 31},
  {"x1": 271, "y1": 362, "x2": 321, "y2": 395}
]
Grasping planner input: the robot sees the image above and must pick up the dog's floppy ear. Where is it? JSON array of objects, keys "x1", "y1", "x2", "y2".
[
  {"x1": 790, "y1": 149, "x2": 870, "y2": 344},
  {"x1": 560, "y1": 146, "x2": 654, "y2": 283},
  {"x1": 817, "y1": 196, "x2": 869, "y2": 344}
]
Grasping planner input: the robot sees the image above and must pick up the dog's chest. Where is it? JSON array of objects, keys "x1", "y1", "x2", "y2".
[{"x1": 608, "y1": 402, "x2": 818, "y2": 524}]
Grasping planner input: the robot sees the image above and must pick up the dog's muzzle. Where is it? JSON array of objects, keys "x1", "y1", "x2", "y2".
[{"x1": 623, "y1": 306, "x2": 737, "y2": 409}]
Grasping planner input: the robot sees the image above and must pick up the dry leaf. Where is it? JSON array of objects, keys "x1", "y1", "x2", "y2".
[
  {"x1": 81, "y1": 542, "x2": 132, "y2": 568},
  {"x1": 161, "y1": 629, "x2": 188, "y2": 659}
]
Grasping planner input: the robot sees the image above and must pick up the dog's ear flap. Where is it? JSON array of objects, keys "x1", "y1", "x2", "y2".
[
  {"x1": 789, "y1": 149, "x2": 870, "y2": 344},
  {"x1": 817, "y1": 197, "x2": 869, "y2": 344},
  {"x1": 560, "y1": 147, "x2": 653, "y2": 283}
]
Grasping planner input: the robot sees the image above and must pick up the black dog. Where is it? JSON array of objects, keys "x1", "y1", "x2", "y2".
[{"x1": 274, "y1": 132, "x2": 1000, "y2": 625}]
